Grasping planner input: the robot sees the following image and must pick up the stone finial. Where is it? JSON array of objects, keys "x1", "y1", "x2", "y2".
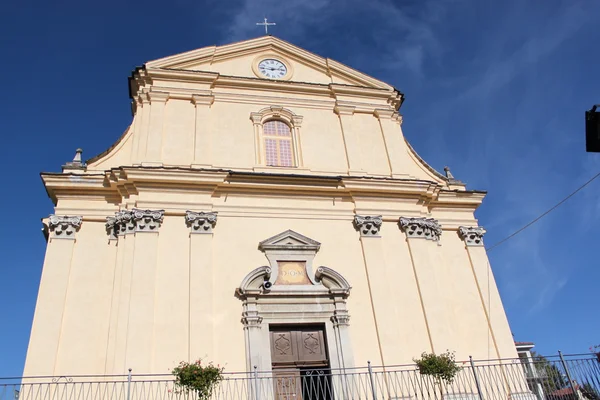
[
  {"x1": 132, "y1": 209, "x2": 164, "y2": 232},
  {"x1": 444, "y1": 166, "x2": 463, "y2": 185},
  {"x1": 458, "y1": 226, "x2": 486, "y2": 246},
  {"x1": 62, "y1": 148, "x2": 86, "y2": 171},
  {"x1": 399, "y1": 217, "x2": 442, "y2": 241},
  {"x1": 48, "y1": 215, "x2": 82, "y2": 238},
  {"x1": 353, "y1": 215, "x2": 383, "y2": 236},
  {"x1": 185, "y1": 211, "x2": 218, "y2": 233}
]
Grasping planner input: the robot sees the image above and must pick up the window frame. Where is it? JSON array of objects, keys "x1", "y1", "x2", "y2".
[
  {"x1": 250, "y1": 106, "x2": 304, "y2": 168},
  {"x1": 262, "y1": 120, "x2": 295, "y2": 167}
]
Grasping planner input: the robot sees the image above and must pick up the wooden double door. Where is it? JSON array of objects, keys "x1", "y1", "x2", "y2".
[{"x1": 270, "y1": 325, "x2": 332, "y2": 400}]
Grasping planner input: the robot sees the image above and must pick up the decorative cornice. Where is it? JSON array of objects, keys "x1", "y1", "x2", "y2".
[
  {"x1": 185, "y1": 211, "x2": 217, "y2": 233},
  {"x1": 132, "y1": 208, "x2": 164, "y2": 232},
  {"x1": 353, "y1": 215, "x2": 382, "y2": 237},
  {"x1": 48, "y1": 215, "x2": 82, "y2": 239},
  {"x1": 399, "y1": 217, "x2": 442, "y2": 241},
  {"x1": 458, "y1": 226, "x2": 486, "y2": 246}
]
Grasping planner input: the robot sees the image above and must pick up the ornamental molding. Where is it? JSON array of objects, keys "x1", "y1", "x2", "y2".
[
  {"x1": 48, "y1": 215, "x2": 82, "y2": 239},
  {"x1": 458, "y1": 226, "x2": 486, "y2": 246},
  {"x1": 132, "y1": 209, "x2": 164, "y2": 232},
  {"x1": 399, "y1": 217, "x2": 442, "y2": 241},
  {"x1": 250, "y1": 106, "x2": 302, "y2": 127},
  {"x1": 185, "y1": 211, "x2": 217, "y2": 234},
  {"x1": 353, "y1": 215, "x2": 382, "y2": 237}
]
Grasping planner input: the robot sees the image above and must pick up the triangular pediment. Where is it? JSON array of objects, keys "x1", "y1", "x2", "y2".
[
  {"x1": 145, "y1": 36, "x2": 392, "y2": 89},
  {"x1": 259, "y1": 230, "x2": 321, "y2": 251}
]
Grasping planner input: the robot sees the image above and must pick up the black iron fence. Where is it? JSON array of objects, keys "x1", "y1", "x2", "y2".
[{"x1": 1, "y1": 353, "x2": 599, "y2": 400}]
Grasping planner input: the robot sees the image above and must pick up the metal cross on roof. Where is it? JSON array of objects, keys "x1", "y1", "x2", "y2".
[{"x1": 256, "y1": 17, "x2": 276, "y2": 34}]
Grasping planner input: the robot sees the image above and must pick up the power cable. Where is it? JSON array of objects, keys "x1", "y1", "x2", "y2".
[{"x1": 486, "y1": 171, "x2": 600, "y2": 252}]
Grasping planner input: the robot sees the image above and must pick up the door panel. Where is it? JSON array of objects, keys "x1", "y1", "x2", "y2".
[
  {"x1": 273, "y1": 369, "x2": 302, "y2": 400},
  {"x1": 271, "y1": 331, "x2": 297, "y2": 364},
  {"x1": 296, "y1": 331, "x2": 327, "y2": 363}
]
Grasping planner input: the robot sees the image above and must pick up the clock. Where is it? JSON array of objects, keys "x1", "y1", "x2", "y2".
[{"x1": 258, "y1": 59, "x2": 287, "y2": 79}]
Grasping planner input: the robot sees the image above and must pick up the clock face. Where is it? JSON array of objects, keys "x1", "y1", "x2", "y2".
[{"x1": 258, "y1": 59, "x2": 287, "y2": 79}]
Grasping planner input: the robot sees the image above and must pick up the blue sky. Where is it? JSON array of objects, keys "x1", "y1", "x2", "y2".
[{"x1": 0, "y1": 0, "x2": 599, "y2": 377}]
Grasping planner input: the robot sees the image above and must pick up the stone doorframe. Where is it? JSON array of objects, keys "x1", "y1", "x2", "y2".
[{"x1": 235, "y1": 230, "x2": 353, "y2": 373}]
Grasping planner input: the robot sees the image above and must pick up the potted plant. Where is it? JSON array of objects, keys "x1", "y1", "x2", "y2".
[
  {"x1": 172, "y1": 359, "x2": 224, "y2": 400},
  {"x1": 414, "y1": 351, "x2": 462, "y2": 390}
]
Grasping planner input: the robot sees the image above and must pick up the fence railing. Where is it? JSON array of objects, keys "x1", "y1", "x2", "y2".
[{"x1": 2, "y1": 354, "x2": 599, "y2": 400}]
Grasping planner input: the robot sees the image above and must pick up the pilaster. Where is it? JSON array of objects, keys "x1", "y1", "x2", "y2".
[
  {"x1": 374, "y1": 109, "x2": 410, "y2": 178},
  {"x1": 110, "y1": 212, "x2": 136, "y2": 373},
  {"x1": 335, "y1": 105, "x2": 363, "y2": 174},
  {"x1": 250, "y1": 113, "x2": 263, "y2": 165},
  {"x1": 331, "y1": 308, "x2": 354, "y2": 370},
  {"x1": 242, "y1": 309, "x2": 268, "y2": 371},
  {"x1": 398, "y1": 217, "x2": 443, "y2": 353},
  {"x1": 186, "y1": 211, "x2": 217, "y2": 362},
  {"x1": 353, "y1": 215, "x2": 394, "y2": 366},
  {"x1": 130, "y1": 96, "x2": 147, "y2": 165},
  {"x1": 191, "y1": 93, "x2": 215, "y2": 168},
  {"x1": 23, "y1": 216, "x2": 81, "y2": 376},
  {"x1": 459, "y1": 226, "x2": 517, "y2": 359},
  {"x1": 143, "y1": 91, "x2": 169, "y2": 166},
  {"x1": 125, "y1": 209, "x2": 164, "y2": 372}
]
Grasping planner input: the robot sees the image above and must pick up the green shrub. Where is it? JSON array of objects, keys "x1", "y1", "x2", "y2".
[
  {"x1": 413, "y1": 351, "x2": 461, "y2": 384},
  {"x1": 172, "y1": 359, "x2": 224, "y2": 400}
]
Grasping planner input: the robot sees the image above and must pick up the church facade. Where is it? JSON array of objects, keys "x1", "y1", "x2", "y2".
[{"x1": 24, "y1": 36, "x2": 517, "y2": 377}]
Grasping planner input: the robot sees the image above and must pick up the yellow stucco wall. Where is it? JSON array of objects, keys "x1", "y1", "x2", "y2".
[{"x1": 24, "y1": 36, "x2": 517, "y2": 377}]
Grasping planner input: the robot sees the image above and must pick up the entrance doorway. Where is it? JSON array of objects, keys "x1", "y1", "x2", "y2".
[{"x1": 270, "y1": 325, "x2": 332, "y2": 400}]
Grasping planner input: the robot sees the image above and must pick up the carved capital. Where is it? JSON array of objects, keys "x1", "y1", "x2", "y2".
[
  {"x1": 374, "y1": 109, "x2": 395, "y2": 119},
  {"x1": 146, "y1": 91, "x2": 169, "y2": 103},
  {"x1": 331, "y1": 312, "x2": 350, "y2": 327},
  {"x1": 241, "y1": 311, "x2": 263, "y2": 328},
  {"x1": 334, "y1": 105, "x2": 355, "y2": 116},
  {"x1": 250, "y1": 112, "x2": 263, "y2": 125},
  {"x1": 394, "y1": 113, "x2": 403, "y2": 125},
  {"x1": 192, "y1": 93, "x2": 214, "y2": 107},
  {"x1": 291, "y1": 115, "x2": 304, "y2": 127},
  {"x1": 114, "y1": 211, "x2": 135, "y2": 235},
  {"x1": 458, "y1": 226, "x2": 486, "y2": 246},
  {"x1": 399, "y1": 217, "x2": 442, "y2": 241},
  {"x1": 48, "y1": 215, "x2": 82, "y2": 239},
  {"x1": 185, "y1": 211, "x2": 217, "y2": 234},
  {"x1": 353, "y1": 215, "x2": 382, "y2": 236},
  {"x1": 106, "y1": 216, "x2": 118, "y2": 239},
  {"x1": 132, "y1": 208, "x2": 164, "y2": 232}
]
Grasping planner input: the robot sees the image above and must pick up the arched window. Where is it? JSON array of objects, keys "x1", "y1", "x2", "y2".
[{"x1": 263, "y1": 120, "x2": 294, "y2": 167}]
